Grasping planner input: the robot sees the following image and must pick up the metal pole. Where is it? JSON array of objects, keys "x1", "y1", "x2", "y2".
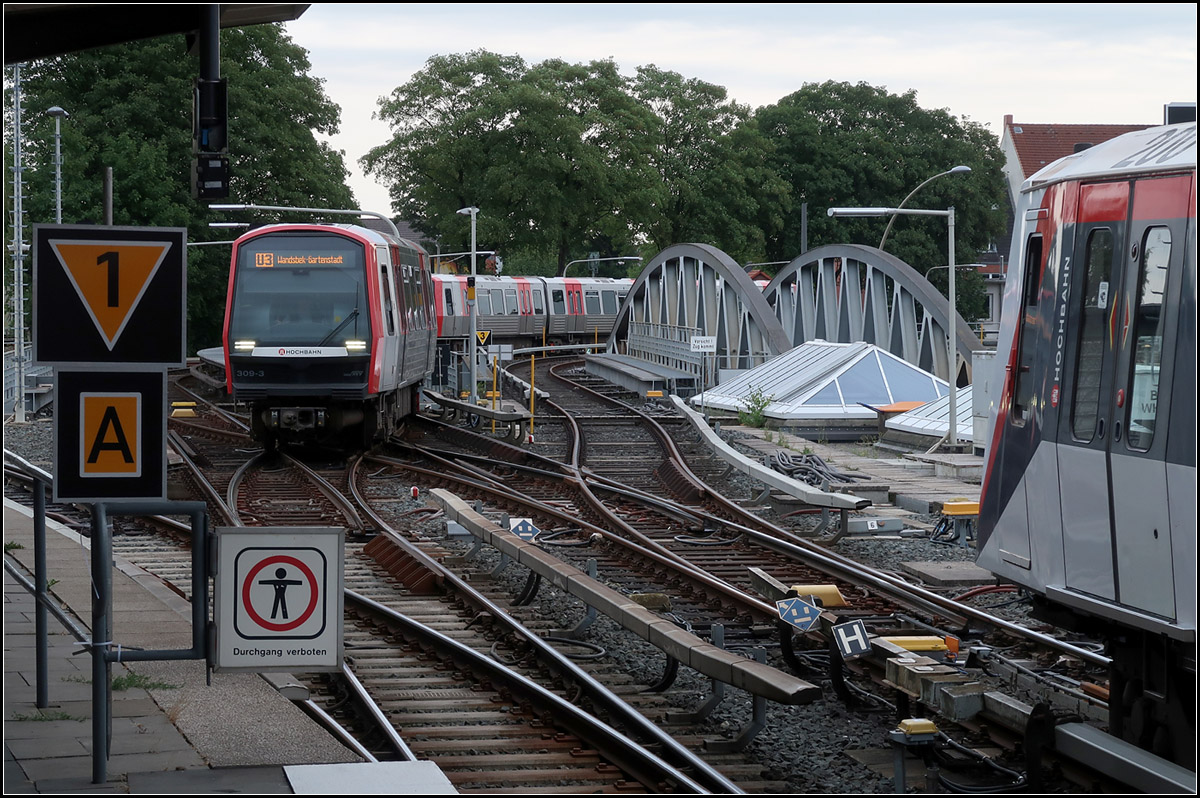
[
  {"x1": 91, "y1": 505, "x2": 113, "y2": 784},
  {"x1": 458, "y1": 207, "x2": 480, "y2": 405},
  {"x1": 33, "y1": 479, "x2": 47, "y2": 707},
  {"x1": 947, "y1": 207, "x2": 957, "y2": 447},
  {"x1": 879, "y1": 166, "x2": 970, "y2": 252},
  {"x1": 12, "y1": 64, "x2": 27, "y2": 423},
  {"x1": 53, "y1": 114, "x2": 63, "y2": 223}
]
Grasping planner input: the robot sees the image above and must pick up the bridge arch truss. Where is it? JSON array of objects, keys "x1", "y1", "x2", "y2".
[
  {"x1": 608, "y1": 244, "x2": 790, "y2": 377},
  {"x1": 762, "y1": 244, "x2": 984, "y2": 384}
]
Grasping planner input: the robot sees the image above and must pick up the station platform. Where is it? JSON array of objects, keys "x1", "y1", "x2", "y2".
[
  {"x1": 2, "y1": 499, "x2": 456, "y2": 794},
  {"x1": 582, "y1": 353, "x2": 699, "y2": 397}
]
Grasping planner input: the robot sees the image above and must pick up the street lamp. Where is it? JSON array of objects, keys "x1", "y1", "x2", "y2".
[
  {"x1": 829, "y1": 205, "x2": 962, "y2": 451},
  {"x1": 457, "y1": 206, "x2": 480, "y2": 405},
  {"x1": 878, "y1": 165, "x2": 970, "y2": 252},
  {"x1": 46, "y1": 106, "x2": 69, "y2": 223},
  {"x1": 561, "y1": 255, "x2": 643, "y2": 278}
]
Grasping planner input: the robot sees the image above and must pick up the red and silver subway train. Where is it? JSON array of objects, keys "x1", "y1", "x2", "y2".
[
  {"x1": 978, "y1": 122, "x2": 1196, "y2": 768},
  {"x1": 432, "y1": 274, "x2": 633, "y2": 346},
  {"x1": 221, "y1": 223, "x2": 436, "y2": 447}
]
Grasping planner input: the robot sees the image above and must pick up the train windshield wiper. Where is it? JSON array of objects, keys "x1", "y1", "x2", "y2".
[{"x1": 318, "y1": 305, "x2": 360, "y2": 346}]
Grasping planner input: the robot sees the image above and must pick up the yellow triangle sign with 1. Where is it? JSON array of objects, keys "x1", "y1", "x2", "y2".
[{"x1": 50, "y1": 240, "x2": 173, "y2": 350}]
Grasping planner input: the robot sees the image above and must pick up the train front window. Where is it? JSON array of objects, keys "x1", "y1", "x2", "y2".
[
  {"x1": 1125, "y1": 226, "x2": 1171, "y2": 452},
  {"x1": 229, "y1": 233, "x2": 370, "y2": 349}
]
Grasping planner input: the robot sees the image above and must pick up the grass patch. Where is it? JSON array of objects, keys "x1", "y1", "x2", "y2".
[
  {"x1": 12, "y1": 710, "x2": 86, "y2": 722},
  {"x1": 63, "y1": 672, "x2": 182, "y2": 691},
  {"x1": 112, "y1": 673, "x2": 181, "y2": 691},
  {"x1": 5, "y1": 541, "x2": 24, "y2": 552}
]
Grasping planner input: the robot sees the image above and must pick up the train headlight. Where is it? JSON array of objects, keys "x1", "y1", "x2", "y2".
[
  {"x1": 234, "y1": 340, "x2": 256, "y2": 351},
  {"x1": 345, "y1": 339, "x2": 367, "y2": 351}
]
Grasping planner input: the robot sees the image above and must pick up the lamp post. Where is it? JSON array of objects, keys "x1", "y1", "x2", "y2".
[
  {"x1": 829, "y1": 205, "x2": 961, "y2": 451},
  {"x1": 46, "y1": 106, "x2": 69, "y2": 223},
  {"x1": 878, "y1": 165, "x2": 970, "y2": 252},
  {"x1": 561, "y1": 255, "x2": 642, "y2": 278},
  {"x1": 457, "y1": 206, "x2": 480, "y2": 405}
]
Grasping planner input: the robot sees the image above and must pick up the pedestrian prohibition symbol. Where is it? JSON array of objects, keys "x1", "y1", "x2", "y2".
[{"x1": 213, "y1": 528, "x2": 344, "y2": 673}]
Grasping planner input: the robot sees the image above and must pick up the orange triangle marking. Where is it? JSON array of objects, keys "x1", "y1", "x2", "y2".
[{"x1": 50, "y1": 240, "x2": 173, "y2": 350}]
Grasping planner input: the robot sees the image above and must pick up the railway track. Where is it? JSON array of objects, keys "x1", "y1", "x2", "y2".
[{"x1": 1, "y1": 365, "x2": 1128, "y2": 792}]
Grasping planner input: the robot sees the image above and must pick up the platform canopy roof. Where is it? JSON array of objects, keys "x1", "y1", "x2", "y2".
[
  {"x1": 4, "y1": 4, "x2": 310, "y2": 64},
  {"x1": 885, "y1": 385, "x2": 974, "y2": 443},
  {"x1": 693, "y1": 340, "x2": 949, "y2": 421}
]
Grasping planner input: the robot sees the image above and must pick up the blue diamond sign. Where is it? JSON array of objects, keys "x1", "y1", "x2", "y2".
[
  {"x1": 509, "y1": 518, "x2": 540, "y2": 542},
  {"x1": 776, "y1": 597, "x2": 822, "y2": 632}
]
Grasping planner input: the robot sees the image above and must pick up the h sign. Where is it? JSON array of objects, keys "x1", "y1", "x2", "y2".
[{"x1": 832, "y1": 619, "x2": 872, "y2": 660}]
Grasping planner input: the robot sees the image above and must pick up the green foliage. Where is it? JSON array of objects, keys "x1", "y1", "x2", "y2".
[
  {"x1": 363, "y1": 51, "x2": 792, "y2": 272},
  {"x1": 756, "y1": 80, "x2": 1007, "y2": 321},
  {"x1": 5, "y1": 541, "x2": 24, "y2": 552},
  {"x1": 630, "y1": 65, "x2": 790, "y2": 263},
  {"x1": 5, "y1": 26, "x2": 356, "y2": 352},
  {"x1": 737, "y1": 386, "x2": 772, "y2": 428}
]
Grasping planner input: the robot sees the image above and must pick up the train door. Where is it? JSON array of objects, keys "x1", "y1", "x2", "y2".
[
  {"x1": 1109, "y1": 176, "x2": 1187, "y2": 618},
  {"x1": 1058, "y1": 176, "x2": 1186, "y2": 618},
  {"x1": 377, "y1": 246, "x2": 401, "y2": 390},
  {"x1": 566, "y1": 280, "x2": 584, "y2": 335},
  {"x1": 1056, "y1": 181, "x2": 1127, "y2": 601}
]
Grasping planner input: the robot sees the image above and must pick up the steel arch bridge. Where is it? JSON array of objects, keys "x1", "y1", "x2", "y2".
[
  {"x1": 609, "y1": 244, "x2": 791, "y2": 374},
  {"x1": 608, "y1": 243, "x2": 984, "y2": 385}
]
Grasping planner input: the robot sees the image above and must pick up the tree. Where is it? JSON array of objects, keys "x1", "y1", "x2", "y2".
[
  {"x1": 364, "y1": 54, "x2": 794, "y2": 272},
  {"x1": 5, "y1": 25, "x2": 355, "y2": 352},
  {"x1": 756, "y1": 81, "x2": 1008, "y2": 319},
  {"x1": 631, "y1": 65, "x2": 790, "y2": 264},
  {"x1": 364, "y1": 50, "x2": 658, "y2": 274}
]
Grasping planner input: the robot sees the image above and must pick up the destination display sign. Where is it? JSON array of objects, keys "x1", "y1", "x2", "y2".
[
  {"x1": 33, "y1": 225, "x2": 187, "y2": 366},
  {"x1": 254, "y1": 252, "x2": 347, "y2": 267}
]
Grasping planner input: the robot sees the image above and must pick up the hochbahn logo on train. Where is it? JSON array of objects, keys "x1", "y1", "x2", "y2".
[{"x1": 213, "y1": 527, "x2": 344, "y2": 673}]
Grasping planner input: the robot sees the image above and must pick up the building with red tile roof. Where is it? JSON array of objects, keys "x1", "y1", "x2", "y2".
[{"x1": 998, "y1": 115, "x2": 1157, "y2": 204}]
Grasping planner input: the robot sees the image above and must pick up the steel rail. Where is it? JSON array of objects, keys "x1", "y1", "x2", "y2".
[
  {"x1": 347, "y1": 456, "x2": 743, "y2": 794},
  {"x1": 539, "y1": 363, "x2": 1112, "y2": 669}
]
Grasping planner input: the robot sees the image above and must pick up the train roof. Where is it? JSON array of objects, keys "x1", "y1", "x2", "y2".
[
  {"x1": 1022, "y1": 122, "x2": 1196, "y2": 193},
  {"x1": 237, "y1": 223, "x2": 426, "y2": 254}
]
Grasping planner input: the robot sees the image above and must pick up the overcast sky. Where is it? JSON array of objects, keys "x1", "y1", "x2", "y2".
[{"x1": 283, "y1": 3, "x2": 1198, "y2": 213}]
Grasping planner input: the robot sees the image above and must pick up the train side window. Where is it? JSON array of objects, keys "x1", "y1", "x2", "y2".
[
  {"x1": 490, "y1": 289, "x2": 504, "y2": 315},
  {"x1": 601, "y1": 290, "x2": 618, "y2": 314},
  {"x1": 1069, "y1": 229, "x2": 1113, "y2": 441},
  {"x1": 1011, "y1": 234, "x2": 1043, "y2": 426},
  {"x1": 532, "y1": 291, "x2": 544, "y2": 314},
  {"x1": 477, "y1": 291, "x2": 492, "y2": 315},
  {"x1": 584, "y1": 291, "x2": 601, "y2": 314},
  {"x1": 1125, "y1": 226, "x2": 1171, "y2": 452},
  {"x1": 378, "y1": 261, "x2": 396, "y2": 336},
  {"x1": 444, "y1": 287, "x2": 456, "y2": 316},
  {"x1": 504, "y1": 288, "x2": 518, "y2": 314},
  {"x1": 551, "y1": 289, "x2": 566, "y2": 314}
]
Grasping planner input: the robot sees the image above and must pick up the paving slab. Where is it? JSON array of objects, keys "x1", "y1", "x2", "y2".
[{"x1": 900, "y1": 560, "x2": 998, "y2": 587}]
